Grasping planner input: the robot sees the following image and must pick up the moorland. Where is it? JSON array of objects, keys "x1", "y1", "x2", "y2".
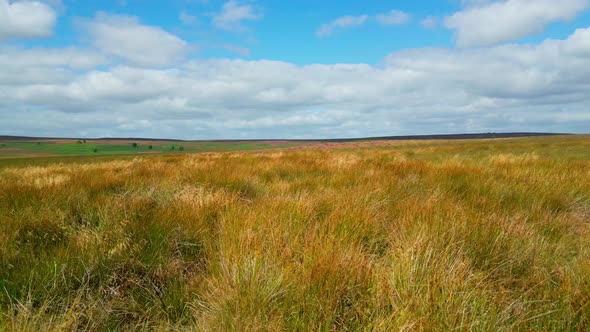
[{"x1": 0, "y1": 134, "x2": 589, "y2": 330}]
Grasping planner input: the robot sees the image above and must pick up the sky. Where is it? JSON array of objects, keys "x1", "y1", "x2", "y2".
[{"x1": 1, "y1": 0, "x2": 590, "y2": 139}]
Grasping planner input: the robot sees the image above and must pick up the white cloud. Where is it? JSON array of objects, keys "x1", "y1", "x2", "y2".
[
  {"x1": 376, "y1": 10, "x2": 411, "y2": 26},
  {"x1": 459, "y1": 0, "x2": 493, "y2": 7},
  {"x1": 2, "y1": 1, "x2": 589, "y2": 139},
  {"x1": 0, "y1": 46, "x2": 108, "y2": 87},
  {"x1": 0, "y1": 46, "x2": 108, "y2": 70},
  {"x1": 563, "y1": 27, "x2": 590, "y2": 56},
  {"x1": 1, "y1": 26, "x2": 590, "y2": 138},
  {"x1": 445, "y1": 0, "x2": 589, "y2": 47},
  {"x1": 79, "y1": 13, "x2": 188, "y2": 67},
  {"x1": 421, "y1": 16, "x2": 438, "y2": 29},
  {"x1": 179, "y1": 11, "x2": 198, "y2": 25},
  {"x1": 212, "y1": 0, "x2": 262, "y2": 32},
  {"x1": 43, "y1": 0, "x2": 65, "y2": 12},
  {"x1": 318, "y1": 10, "x2": 409, "y2": 37},
  {"x1": 0, "y1": 0, "x2": 57, "y2": 39},
  {"x1": 316, "y1": 15, "x2": 369, "y2": 37},
  {"x1": 223, "y1": 43, "x2": 250, "y2": 56}
]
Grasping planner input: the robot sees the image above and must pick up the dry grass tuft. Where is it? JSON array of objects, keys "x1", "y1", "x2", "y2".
[{"x1": 1, "y1": 135, "x2": 589, "y2": 330}]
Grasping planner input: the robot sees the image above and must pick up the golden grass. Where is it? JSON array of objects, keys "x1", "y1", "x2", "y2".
[{"x1": 0, "y1": 135, "x2": 589, "y2": 331}]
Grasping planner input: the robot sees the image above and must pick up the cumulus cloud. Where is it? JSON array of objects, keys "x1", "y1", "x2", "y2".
[
  {"x1": 376, "y1": 10, "x2": 411, "y2": 26},
  {"x1": 0, "y1": 0, "x2": 57, "y2": 39},
  {"x1": 316, "y1": 15, "x2": 369, "y2": 37},
  {"x1": 0, "y1": 46, "x2": 108, "y2": 70},
  {"x1": 445, "y1": 0, "x2": 589, "y2": 47},
  {"x1": 1, "y1": 26, "x2": 590, "y2": 138},
  {"x1": 212, "y1": 0, "x2": 262, "y2": 32},
  {"x1": 563, "y1": 27, "x2": 590, "y2": 55},
  {"x1": 0, "y1": 46, "x2": 109, "y2": 89},
  {"x1": 79, "y1": 13, "x2": 188, "y2": 67}
]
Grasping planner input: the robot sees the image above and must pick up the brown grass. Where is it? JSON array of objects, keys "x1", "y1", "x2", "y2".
[{"x1": 0, "y1": 135, "x2": 589, "y2": 331}]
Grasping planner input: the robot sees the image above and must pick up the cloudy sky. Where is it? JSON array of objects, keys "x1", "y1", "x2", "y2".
[{"x1": 1, "y1": 0, "x2": 589, "y2": 139}]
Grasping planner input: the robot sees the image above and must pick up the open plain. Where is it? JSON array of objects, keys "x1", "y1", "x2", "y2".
[{"x1": 0, "y1": 135, "x2": 589, "y2": 330}]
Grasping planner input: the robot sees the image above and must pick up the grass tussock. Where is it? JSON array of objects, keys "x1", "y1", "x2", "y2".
[{"x1": 0, "y1": 135, "x2": 589, "y2": 331}]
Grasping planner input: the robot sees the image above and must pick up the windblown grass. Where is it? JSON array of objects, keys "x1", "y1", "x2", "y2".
[{"x1": 0, "y1": 135, "x2": 589, "y2": 331}]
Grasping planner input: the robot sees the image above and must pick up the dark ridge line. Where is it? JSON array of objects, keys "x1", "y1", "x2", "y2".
[
  {"x1": 317, "y1": 132, "x2": 571, "y2": 142},
  {"x1": 0, "y1": 132, "x2": 573, "y2": 143}
]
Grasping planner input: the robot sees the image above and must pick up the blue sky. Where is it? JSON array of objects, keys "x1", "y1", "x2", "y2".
[
  {"x1": 1, "y1": 0, "x2": 590, "y2": 139},
  {"x1": 33, "y1": 0, "x2": 590, "y2": 63}
]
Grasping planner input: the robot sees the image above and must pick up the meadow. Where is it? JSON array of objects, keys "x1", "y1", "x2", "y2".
[
  {"x1": 0, "y1": 139, "x2": 301, "y2": 159},
  {"x1": 0, "y1": 135, "x2": 589, "y2": 331}
]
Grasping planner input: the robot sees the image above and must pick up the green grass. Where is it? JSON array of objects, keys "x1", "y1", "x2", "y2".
[
  {"x1": 0, "y1": 135, "x2": 589, "y2": 331},
  {"x1": 0, "y1": 140, "x2": 301, "y2": 159}
]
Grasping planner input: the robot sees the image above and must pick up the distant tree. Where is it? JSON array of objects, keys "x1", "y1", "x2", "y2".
[
  {"x1": 77, "y1": 140, "x2": 83, "y2": 144},
  {"x1": 131, "y1": 142, "x2": 138, "y2": 148},
  {"x1": 179, "y1": 146, "x2": 185, "y2": 151},
  {"x1": 83, "y1": 140, "x2": 87, "y2": 144},
  {"x1": 37, "y1": 142, "x2": 41, "y2": 145},
  {"x1": 170, "y1": 146, "x2": 175, "y2": 151},
  {"x1": 148, "y1": 145, "x2": 153, "y2": 150},
  {"x1": 93, "y1": 148, "x2": 98, "y2": 153}
]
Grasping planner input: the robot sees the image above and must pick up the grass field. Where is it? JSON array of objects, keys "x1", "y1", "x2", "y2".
[
  {"x1": 0, "y1": 139, "x2": 302, "y2": 159},
  {"x1": 0, "y1": 135, "x2": 589, "y2": 331}
]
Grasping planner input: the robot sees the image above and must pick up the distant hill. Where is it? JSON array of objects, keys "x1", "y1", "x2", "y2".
[
  {"x1": 324, "y1": 132, "x2": 571, "y2": 142},
  {"x1": 0, "y1": 136, "x2": 185, "y2": 142},
  {"x1": 0, "y1": 132, "x2": 571, "y2": 142}
]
